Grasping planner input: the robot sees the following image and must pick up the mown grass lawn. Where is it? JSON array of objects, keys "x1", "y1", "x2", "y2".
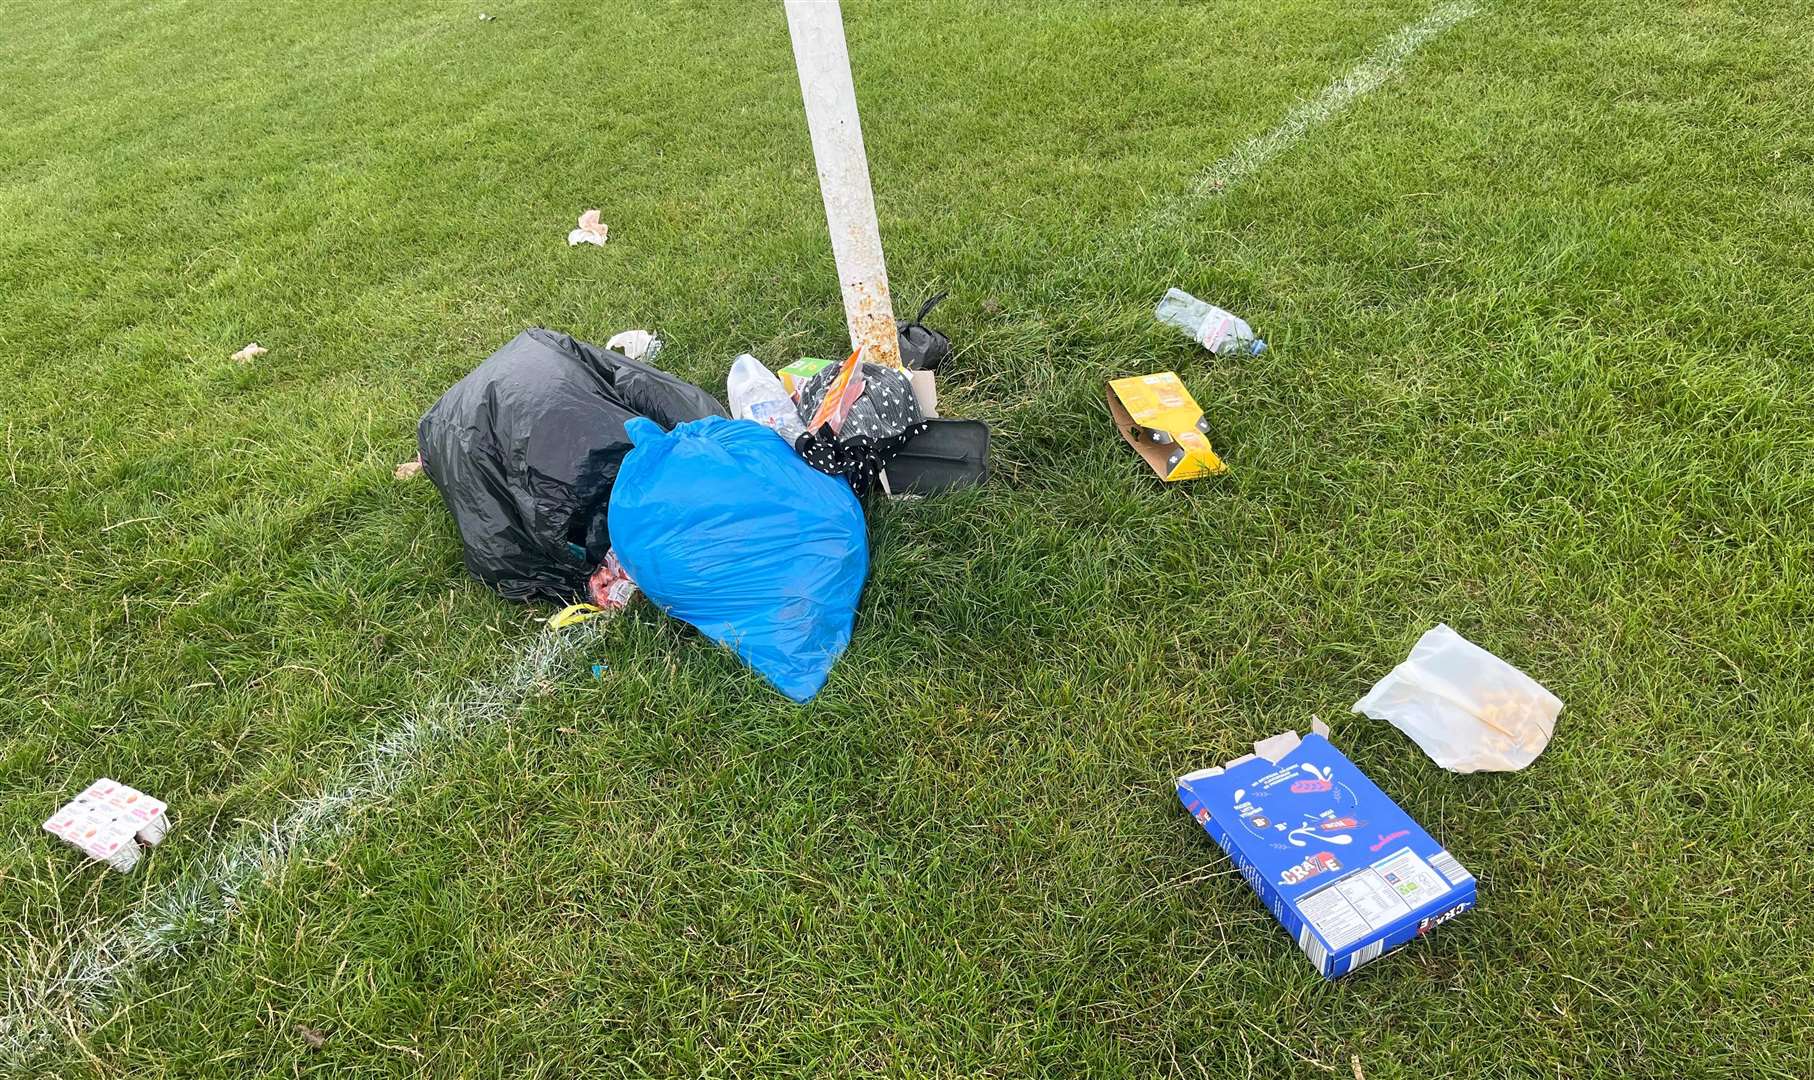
[{"x1": 3, "y1": 0, "x2": 1812, "y2": 1076}]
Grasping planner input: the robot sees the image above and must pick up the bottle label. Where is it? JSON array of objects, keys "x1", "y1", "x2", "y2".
[
  {"x1": 1198, "y1": 314, "x2": 1234, "y2": 353},
  {"x1": 750, "y1": 399, "x2": 798, "y2": 433}
]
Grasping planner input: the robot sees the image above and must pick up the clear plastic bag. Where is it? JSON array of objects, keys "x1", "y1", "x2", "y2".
[{"x1": 1351, "y1": 624, "x2": 1562, "y2": 773}]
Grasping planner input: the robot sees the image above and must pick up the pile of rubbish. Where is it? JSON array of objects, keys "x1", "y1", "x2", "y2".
[
  {"x1": 414, "y1": 289, "x2": 1286, "y2": 702},
  {"x1": 42, "y1": 280, "x2": 1573, "y2": 991},
  {"x1": 416, "y1": 300, "x2": 984, "y2": 703},
  {"x1": 21, "y1": 0, "x2": 1579, "y2": 985}
]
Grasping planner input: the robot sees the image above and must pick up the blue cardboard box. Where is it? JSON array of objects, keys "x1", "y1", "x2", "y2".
[{"x1": 1176, "y1": 724, "x2": 1475, "y2": 977}]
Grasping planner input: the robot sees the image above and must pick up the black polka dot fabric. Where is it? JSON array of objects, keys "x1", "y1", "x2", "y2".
[
  {"x1": 795, "y1": 422, "x2": 932, "y2": 498},
  {"x1": 792, "y1": 362, "x2": 929, "y2": 497},
  {"x1": 795, "y1": 363, "x2": 923, "y2": 442}
]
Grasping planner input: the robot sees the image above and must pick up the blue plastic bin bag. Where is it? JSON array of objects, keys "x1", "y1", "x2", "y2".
[{"x1": 609, "y1": 416, "x2": 869, "y2": 702}]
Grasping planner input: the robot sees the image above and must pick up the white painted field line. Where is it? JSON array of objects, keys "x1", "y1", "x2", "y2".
[
  {"x1": 0, "y1": 0, "x2": 1486, "y2": 1062},
  {"x1": 1137, "y1": 0, "x2": 1480, "y2": 240},
  {"x1": 0, "y1": 624, "x2": 603, "y2": 1065}
]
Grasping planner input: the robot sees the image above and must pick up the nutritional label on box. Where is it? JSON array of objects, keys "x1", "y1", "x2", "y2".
[
  {"x1": 1372, "y1": 848, "x2": 1452, "y2": 909},
  {"x1": 1297, "y1": 851, "x2": 1452, "y2": 950},
  {"x1": 1297, "y1": 881, "x2": 1374, "y2": 950}
]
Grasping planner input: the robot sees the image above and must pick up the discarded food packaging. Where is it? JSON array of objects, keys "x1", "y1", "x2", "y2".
[
  {"x1": 1176, "y1": 722, "x2": 1475, "y2": 977},
  {"x1": 43, "y1": 778, "x2": 169, "y2": 873},
  {"x1": 1107, "y1": 372, "x2": 1226, "y2": 481},
  {"x1": 1352, "y1": 623, "x2": 1562, "y2": 773},
  {"x1": 568, "y1": 209, "x2": 609, "y2": 246}
]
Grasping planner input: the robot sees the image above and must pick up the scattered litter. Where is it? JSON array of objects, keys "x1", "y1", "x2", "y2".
[
  {"x1": 549, "y1": 603, "x2": 609, "y2": 630},
  {"x1": 297, "y1": 1025, "x2": 327, "y2": 1050},
  {"x1": 879, "y1": 419, "x2": 989, "y2": 496},
  {"x1": 567, "y1": 208, "x2": 609, "y2": 246},
  {"x1": 230, "y1": 342, "x2": 267, "y2": 364},
  {"x1": 587, "y1": 550, "x2": 638, "y2": 610},
  {"x1": 610, "y1": 415, "x2": 867, "y2": 702},
  {"x1": 776, "y1": 355, "x2": 833, "y2": 397},
  {"x1": 418, "y1": 328, "x2": 724, "y2": 600},
  {"x1": 1352, "y1": 623, "x2": 1562, "y2": 773},
  {"x1": 1155, "y1": 288, "x2": 1265, "y2": 356},
  {"x1": 1176, "y1": 721, "x2": 1475, "y2": 978},
  {"x1": 557, "y1": 726, "x2": 579, "y2": 734},
  {"x1": 1107, "y1": 372, "x2": 1226, "y2": 481},
  {"x1": 43, "y1": 779, "x2": 168, "y2": 873},
  {"x1": 895, "y1": 292, "x2": 950, "y2": 416},
  {"x1": 802, "y1": 348, "x2": 867, "y2": 435},
  {"x1": 590, "y1": 663, "x2": 607, "y2": 679},
  {"x1": 606, "y1": 329, "x2": 662, "y2": 363},
  {"x1": 477, "y1": 12, "x2": 496, "y2": 21},
  {"x1": 394, "y1": 456, "x2": 424, "y2": 480},
  {"x1": 728, "y1": 353, "x2": 808, "y2": 441},
  {"x1": 793, "y1": 350, "x2": 932, "y2": 496},
  {"x1": 896, "y1": 292, "x2": 950, "y2": 371}
]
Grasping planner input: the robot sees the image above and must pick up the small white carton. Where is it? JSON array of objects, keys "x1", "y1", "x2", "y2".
[{"x1": 43, "y1": 779, "x2": 168, "y2": 873}]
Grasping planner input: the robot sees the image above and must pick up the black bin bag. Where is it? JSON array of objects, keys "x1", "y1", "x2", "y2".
[{"x1": 418, "y1": 328, "x2": 726, "y2": 601}]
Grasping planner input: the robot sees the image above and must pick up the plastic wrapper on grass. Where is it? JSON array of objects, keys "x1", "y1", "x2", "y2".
[{"x1": 1352, "y1": 623, "x2": 1563, "y2": 773}]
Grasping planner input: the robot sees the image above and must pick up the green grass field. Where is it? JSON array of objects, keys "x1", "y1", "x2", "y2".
[{"x1": 4, "y1": 0, "x2": 1812, "y2": 1075}]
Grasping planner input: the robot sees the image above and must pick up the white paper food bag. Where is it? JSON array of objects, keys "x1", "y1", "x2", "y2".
[{"x1": 1352, "y1": 624, "x2": 1562, "y2": 773}]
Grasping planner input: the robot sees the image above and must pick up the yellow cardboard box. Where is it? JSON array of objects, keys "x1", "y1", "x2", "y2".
[{"x1": 1106, "y1": 372, "x2": 1227, "y2": 481}]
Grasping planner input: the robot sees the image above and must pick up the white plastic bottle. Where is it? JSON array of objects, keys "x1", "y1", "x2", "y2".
[
  {"x1": 727, "y1": 354, "x2": 807, "y2": 442},
  {"x1": 1155, "y1": 288, "x2": 1266, "y2": 356}
]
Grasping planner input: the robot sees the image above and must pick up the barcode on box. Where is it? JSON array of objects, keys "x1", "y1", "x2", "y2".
[
  {"x1": 1429, "y1": 850, "x2": 1471, "y2": 886},
  {"x1": 1297, "y1": 925, "x2": 1330, "y2": 974},
  {"x1": 1346, "y1": 939, "x2": 1385, "y2": 972}
]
